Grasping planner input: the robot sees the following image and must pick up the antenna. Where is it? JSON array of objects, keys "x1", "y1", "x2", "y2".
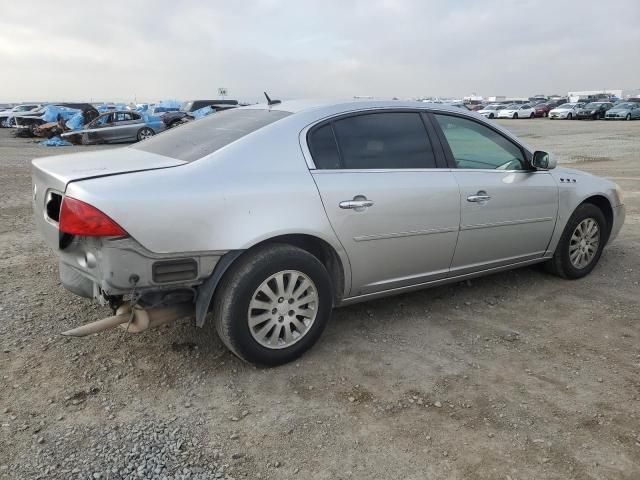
[{"x1": 264, "y1": 92, "x2": 281, "y2": 106}]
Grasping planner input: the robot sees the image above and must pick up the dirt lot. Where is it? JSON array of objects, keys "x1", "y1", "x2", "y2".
[{"x1": 1, "y1": 119, "x2": 639, "y2": 479}]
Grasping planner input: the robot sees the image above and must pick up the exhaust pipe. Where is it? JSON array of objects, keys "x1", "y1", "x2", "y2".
[{"x1": 61, "y1": 303, "x2": 194, "y2": 337}]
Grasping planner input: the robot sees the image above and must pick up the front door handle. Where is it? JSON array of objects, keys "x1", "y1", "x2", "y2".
[
  {"x1": 339, "y1": 196, "x2": 374, "y2": 211},
  {"x1": 467, "y1": 191, "x2": 491, "y2": 203}
]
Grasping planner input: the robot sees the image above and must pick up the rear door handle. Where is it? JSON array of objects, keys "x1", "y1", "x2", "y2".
[
  {"x1": 467, "y1": 191, "x2": 491, "y2": 203},
  {"x1": 339, "y1": 197, "x2": 374, "y2": 210}
]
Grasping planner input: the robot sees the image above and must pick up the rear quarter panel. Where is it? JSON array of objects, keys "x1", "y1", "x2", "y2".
[{"x1": 64, "y1": 116, "x2": 349, "y2": 273}]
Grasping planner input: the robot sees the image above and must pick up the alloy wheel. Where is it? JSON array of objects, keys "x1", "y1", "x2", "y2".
[
  {"x1": 569, "y1": 218, "x2": 600, "y2": 269},
  {"x1": 247, "y1": 270, "x2": 318, "y2": 349},
  {"x1": 139, "y1": 128, "x2": 154, "y2": 140}
]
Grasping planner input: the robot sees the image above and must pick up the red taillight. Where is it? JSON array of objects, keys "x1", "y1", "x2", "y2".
[{"x1": 59, "y1": 197, "x2": 128, "y2": 237}]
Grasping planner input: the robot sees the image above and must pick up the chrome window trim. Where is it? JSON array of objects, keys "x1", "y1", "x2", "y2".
[{"x1": 299, "y1": 106, "x2": 443, "y2": 170}]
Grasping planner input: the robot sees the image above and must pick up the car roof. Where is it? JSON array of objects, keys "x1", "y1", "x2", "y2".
[{"x1": 243, "y1": 98, "x2": 470, "y2": 116}]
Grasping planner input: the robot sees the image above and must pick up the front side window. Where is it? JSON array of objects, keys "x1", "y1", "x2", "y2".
[
  {"x1": 434, "y1": 114, "x2": 526, "y2": 171},
  {"x1": 323, "y1": 112, "x2": 436, "y2": 169}
]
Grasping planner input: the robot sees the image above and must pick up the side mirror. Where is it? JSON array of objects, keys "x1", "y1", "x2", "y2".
[{"x1": 532, "y1": 151, "x2": 556, "y2": 170}]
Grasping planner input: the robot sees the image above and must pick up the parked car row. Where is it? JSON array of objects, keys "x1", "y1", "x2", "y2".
[{"x1": 478, "y1": 100, "x2": 640, "y2": 121}]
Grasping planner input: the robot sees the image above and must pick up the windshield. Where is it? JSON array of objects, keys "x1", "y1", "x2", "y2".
[
  {"x1": 614, "y1": 103, "x2": 633, "y2": 109},
  {"x1": 483, "y1": 105, "x2": 499, "y2": 110},
  {"x1": 504, "y1": 104, "x2": 518, "y2": 109},
  {"x1": 132, "y1": 108, "x2": 291, "y2": 162},
  {"x1": 557, "y1": 103, "x2": 575, "y2": 109},
  {"x1": 585, "y1": 103, "x2": 603, "y2": 108},
  {"x1": 180, "y1": 101, "x2": 193, "y2": 112}
]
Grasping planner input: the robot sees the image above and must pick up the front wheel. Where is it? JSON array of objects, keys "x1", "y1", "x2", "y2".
[
  {"x1": 530, "y1": 112, "x2": 535, "y2": 118},
  {"x1": 545, "y1": 203, "x2": 606, "y2": 279},
  {"x1": 513, "y1": 113, "x2": 518, "y2": 119},
  {"x1": 567, "y1": 113, "x2": 572, "y2": 120},
  {"x1": 213, "y1": 244, "x2": 333, "y2": 366},
  {"x1": 489, "y1": 113, "x2": 494, "y2": 119},
  {"x1": 137, "y1": 127, "x2": 155, "y2": 141},
  {"x1": 626, "y1": 114, "x2": 631, "y2": 121}
]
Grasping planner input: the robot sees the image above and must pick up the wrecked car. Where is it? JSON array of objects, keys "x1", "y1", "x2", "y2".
[
  {"x1": 162, "y1": 100, "x2": 239, "y2": 128},
  {"x1": 61, "y1": 111, "x2": 165, "y2": 144},
  {"x1": 32, "y1": 100, "x2": 625, "y2": 366},
  {"x1": 0, "y1": 103, "x2": 42, "y2": 127},
  {"x1": 11, "y1": 103, "x2": 99, "y2": 136}
]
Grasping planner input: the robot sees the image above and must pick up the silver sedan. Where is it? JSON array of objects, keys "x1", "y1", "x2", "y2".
[
  {"x1": 61, "y1": 110, "x2": 165, "y2": 144},
  {"x1": 32, "y1": 100, "x2": 625, "y2": 365}
]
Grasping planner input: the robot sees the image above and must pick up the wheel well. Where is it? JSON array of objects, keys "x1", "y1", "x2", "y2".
[
  {"x1": 254, "y1": 234, "x2": 346, "y2": 303},
  {"x1": 581, "y1": 195, "x2": 613, "y2": 242}
]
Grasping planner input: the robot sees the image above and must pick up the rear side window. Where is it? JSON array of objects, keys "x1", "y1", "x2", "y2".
[
  {"x1": 308, "y1": 124, "x2": 341, "y2": 169},
  {"x1": 132, "y1": 108, "x2": 291, "y2": 162},
  {"x1": 309, "y1": 112, "x2": 436, "y2": 169}
]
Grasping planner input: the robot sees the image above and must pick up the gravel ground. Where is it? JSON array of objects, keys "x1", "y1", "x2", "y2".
[{"x1": 1, "y1": 118, "x2": 639, "y2": 480}]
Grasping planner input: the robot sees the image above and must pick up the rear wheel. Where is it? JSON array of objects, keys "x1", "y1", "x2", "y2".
[
  {"x1": 529, "y1": 112, "x2": 535, "y2": 118},
  {"x1": 137, "y1": 127, "x2": 154, "y2": 141},
  {"x1": 626, "y1": 114, "x2": 631, "y2": 121},
  {"x1": 545, "y1": 203, "x2": 606, "y2": 279},
  {"x1": 543, "y1": 111, "x2": 548, "y2": 117},
  {"x1": 213, "y1": 244, "x2": 333, "y2": 366}
]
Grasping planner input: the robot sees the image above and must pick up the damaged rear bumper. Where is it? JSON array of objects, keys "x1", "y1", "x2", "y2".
[{"x1": 58, "y1": 236, "x2": 225, "y2": 301}]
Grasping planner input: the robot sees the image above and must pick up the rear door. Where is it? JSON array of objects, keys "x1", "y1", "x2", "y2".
[
  {"x1": 430, "y1": 112, "x2": 558, "y2": 274},
  {"x1": 110, "y1": 112, "x2": 140, "y2": 142},
  {"x1": 306, "y1": 110, "x2": 461, "y2": 297}
]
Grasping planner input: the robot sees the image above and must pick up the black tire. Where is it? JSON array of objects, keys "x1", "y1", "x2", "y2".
[
  {"x1": 137, "y1": 127, "x2": 154, "y2": 141},
  {"x1": 545, "y1": 203, "x2": 607, "y2": 279},
  {"x1": 169, "y1": 120, "x2": 182, "y2": 129},
  {"x1": 567, "y1": 113, "x2": 572, "y2": 120},
  {"x1": 543, "y1": 111, "x2": 548, "y2": 117},
  {"x1": 213, "y1": 243, "x2": 334, "y2": 366},
  {"x1": 489, "y1": 113, "x2": 494, "y2": 119},
  {"x1": 513, "y1": 113, "x2": 518, "y2": 119},
  {"x1": 626, "y1": 114, "x2": 631, "y2": 121}
]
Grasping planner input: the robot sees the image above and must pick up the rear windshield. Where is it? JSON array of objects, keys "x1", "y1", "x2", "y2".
[{"x1": 132, "y1": 108, "x2": 291, "y2": 162}]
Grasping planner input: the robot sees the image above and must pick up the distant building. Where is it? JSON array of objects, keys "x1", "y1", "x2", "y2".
[{"x1": 568, "y1": 89, "x2": 622, "y2": 102}]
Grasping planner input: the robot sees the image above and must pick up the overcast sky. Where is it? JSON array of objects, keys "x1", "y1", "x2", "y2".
[{"x1": 1, "y1": 0, "x2": 638, "y2": 103}]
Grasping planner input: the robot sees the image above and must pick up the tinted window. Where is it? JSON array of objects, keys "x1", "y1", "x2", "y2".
[
  {"x1": 434, "y1": 114, "x2": 526, "y2": 170},
  {"x1": 308, "y1": 124, "x2": 340, "y2": 169},
  {"x1": 330, "y1": 112, "x2": 436, "y2": 169},
  {"x1": 132, "y1": 108, "x2": 291, "y2": 162}
]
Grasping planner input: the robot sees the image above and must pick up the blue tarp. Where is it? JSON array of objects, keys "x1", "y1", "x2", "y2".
[
  {"x1": 156, "y1": 99, "x2": 182, "y2": 109},
  {"x1": 191, "y1": 106, "x2": 215, "y2": 119},
  {"x1": 40, "y1": 136, "x2": 72, "y2": 147},
  {"x1": 142, "y1": 114, "x2": 164, "y2": 130},
  {"x1": 42, "y1": 106, "x2": 81, "y2": 123},
  {"x1": 65, "y1": 112, "x2": 85, "y2": 130}
]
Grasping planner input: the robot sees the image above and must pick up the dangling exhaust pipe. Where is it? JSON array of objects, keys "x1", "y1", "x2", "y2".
[{"x1": 61, "y1": 303, "x2": 194, "y2": 337}]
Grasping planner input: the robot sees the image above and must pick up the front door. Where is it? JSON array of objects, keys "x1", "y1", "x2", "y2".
[
  {"x1": 431, "y1": 113, "x2": 558, "y2": 274},
  {"x1": 307, "y1": 111, "x2": 461, "y2": 296}
]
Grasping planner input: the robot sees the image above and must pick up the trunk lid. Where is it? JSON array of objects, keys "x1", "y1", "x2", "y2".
[{"x1": 32, "y1": 148, "x2": 186, "y2": 250}]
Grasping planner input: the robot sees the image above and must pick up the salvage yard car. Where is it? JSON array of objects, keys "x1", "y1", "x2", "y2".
[
  {"x1": 0, "y1": 103, "x2": 41, "y2": 127},
  {"x1": 61, "y1": 110, "x2": 165, "y2": 144},
  {"x1": 575, "y1": 102, "x2": 614, "y2": 120},
  {"x1": 32, "y1": 100, "x2": 625, "y2": 366},
  {"x1": 496, "y1": 104, "x2": 536, "y2": 119},
  {"x1": 604, "y1": 102, "x2": 640, "y2": 120},
  {"x1": 477, "y1": 104, "x2": 507, "y2": 119},
  {"x1": 549, "y1": 102, "x2": 584, "y2": 119}
]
